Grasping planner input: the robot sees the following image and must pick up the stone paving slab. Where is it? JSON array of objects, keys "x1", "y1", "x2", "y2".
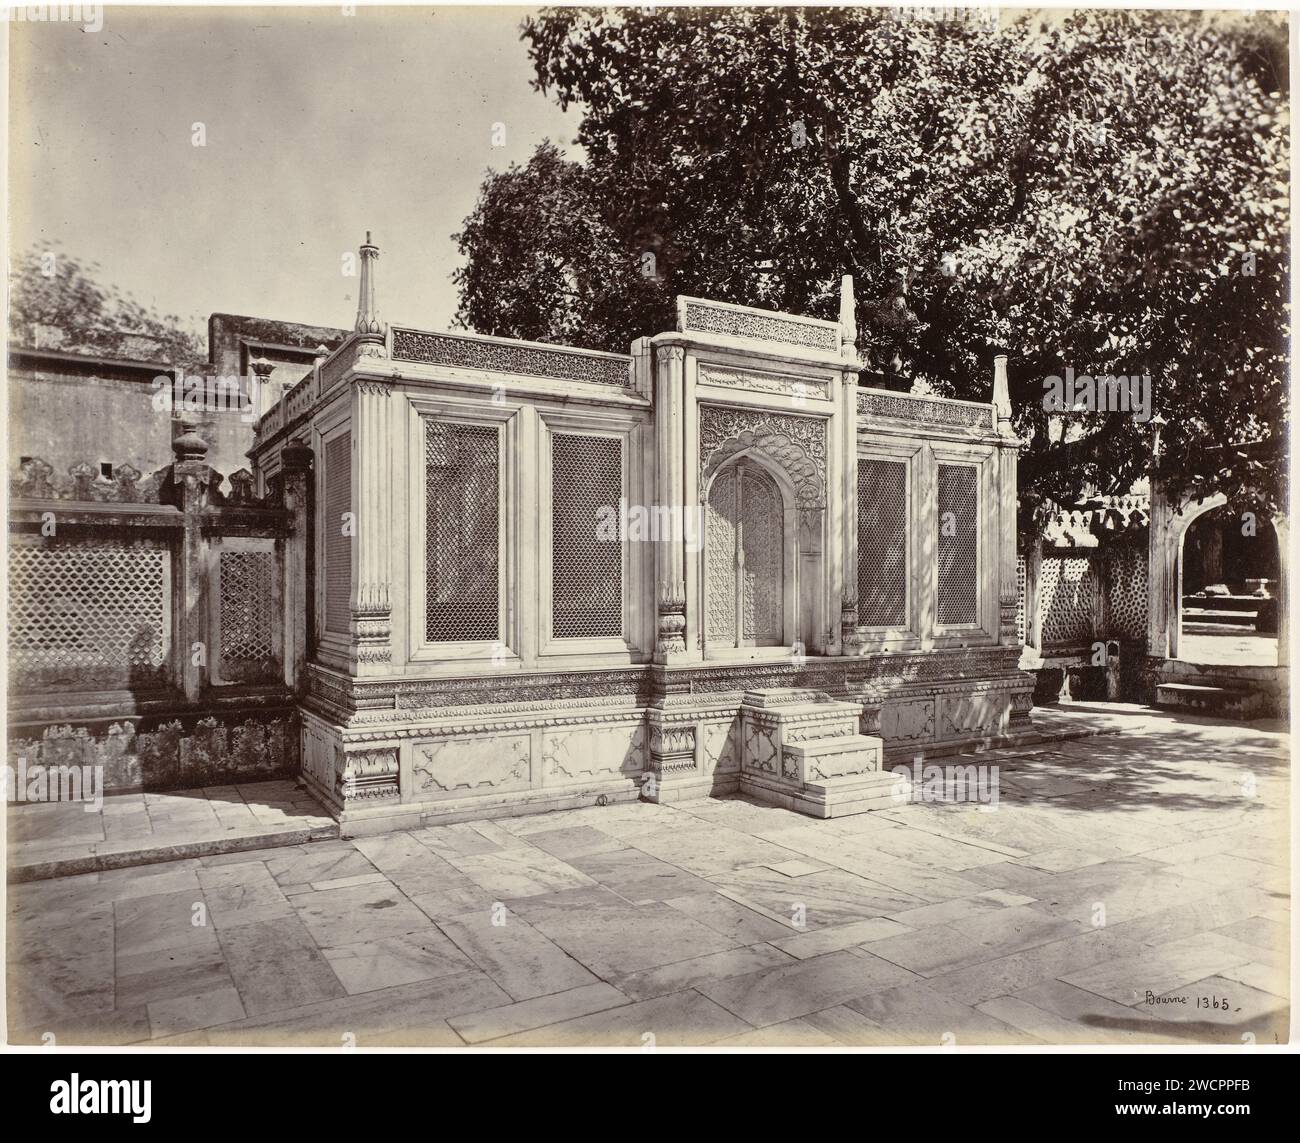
[
  {"x1": 8, "y1": 781, "x2": 338, "y2": 882},
  {"x1": 5, "y1": 705, "x2": 1290, "y2": 1047}
]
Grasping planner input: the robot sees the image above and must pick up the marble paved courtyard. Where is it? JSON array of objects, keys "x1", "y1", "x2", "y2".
[{"x1": 7, "y1": 706, "x2": 1289, "y2": 1047}]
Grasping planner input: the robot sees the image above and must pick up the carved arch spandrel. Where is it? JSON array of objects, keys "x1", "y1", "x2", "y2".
[{"x1": 698, "y1": 406, "x2": 827, "y2": 509}]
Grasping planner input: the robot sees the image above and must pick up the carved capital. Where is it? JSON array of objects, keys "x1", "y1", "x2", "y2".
[
  {"x1": 655, "y1": 579, "x2": 687, "y2": 656},
  {"x1": 649, "y1": 721, "x2": 696, "y2": 774},
  {"x1": 338, "y1": 746, "x2": 400, "y2": 802}
]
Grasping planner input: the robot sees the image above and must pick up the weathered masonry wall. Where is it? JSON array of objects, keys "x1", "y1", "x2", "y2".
[{"x1": 6, "y1": 432, "x2": 308, "y2": 791}]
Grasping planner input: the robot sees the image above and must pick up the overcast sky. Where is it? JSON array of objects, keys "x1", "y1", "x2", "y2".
[{"x1": 7, "y1": 4, "x2": 575, "y2": 338}]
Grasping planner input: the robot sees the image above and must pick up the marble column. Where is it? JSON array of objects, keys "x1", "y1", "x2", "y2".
[
  {"x1": 350, "y1": 379, "x2": 393, "y2": 673},
  {"x1": 840, "y1": 367, "x2": 861, "y2": 652},
  {"x1": 1147, "y1": 479, "x2": 1175, "y2": 659},
  {"x1": 654, "y1": 344, "x2": 691, "y2": 662},
  {"x1": 349, "y1": 232, "x2": 392, "y2": 674}
]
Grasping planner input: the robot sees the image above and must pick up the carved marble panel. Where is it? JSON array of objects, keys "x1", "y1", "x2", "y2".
[
  {"x1": 808, "y1": 746, "x2": 878, "y2": 781},
  {"x1": 700, "y1": 719, "x2": 740, "y2": 775},
  {"x1": 412, "y1": 733, "x2": 532, "y2": 797},
  {"x1": 681, "y1": 299, "x2": 839, "y2": 353},
  {"x1": 697, "y1": 363, "x2": 830, "y2": 400},
  {"x1": 301, "y1": 721, "x2": 337, "y2": 793},
  {"x1": 879, "y1": 699, "x2": 935, "y2": 744},
  {"x1": 936, "y1": 693, "x2": 1010, "y2": 740},
  {"x1": 857, "y1": 390, "x2": 993, "y2": 431},
  {"x1": 699, "y1": 405, "x2": 827, "y2": 508},
  {"x1": 742, "y1": 720, "x2": 778, "y2": 774},
  {"x1": 543, "y1": 723, "x2": 646, "y2": 784},
  {"x1": 392, "y1": 328, "x2": 630, "y2": 387}
]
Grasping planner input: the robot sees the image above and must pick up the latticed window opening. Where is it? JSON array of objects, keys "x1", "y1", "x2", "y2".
[
  {"x1": 426, "y1": 420, "x2": 500, "y2": 642},
  {"x1": 857, "y1": 458, "x2": 907, "y2": 627},
  {"x1": 220, "y1": 549, "x2": 276, "y2": 679},
  {"x1": 323, "y1": 432, "x2": 352, "y2": 636},
  {"x1": 1041, "y1": 554, "x2": 1094, "y2": 644},
  {"x1": 706, "y1": 460, "x2": 783, "y2": 647},
  {"x1": 937, "y1": 463, "x2": 979, "y2": 626},
  {"x1": 1104, "y1": 542, "x2": 1147, "y2": 639},
  {"x1": 551, "y1": 433, "x2": 623, "y2": 639},
  {"x1": 8, "y1": 536, "x2": 168, "y2": 690}
]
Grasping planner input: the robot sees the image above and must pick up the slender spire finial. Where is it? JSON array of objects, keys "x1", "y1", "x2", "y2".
[
  {"x1": 839, "y1": 274, "x2": 857, "y2": 359},
  {"x1": 355, "y1": 232, "x2": 383, "y2": 338},
  {"x1": 993, "y1": 352, "x2": 1014, "y2": 435}
]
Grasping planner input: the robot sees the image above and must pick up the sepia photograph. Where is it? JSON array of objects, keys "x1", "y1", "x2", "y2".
[{"x1": 1, "y1": 0, "x2": 1293, "y2": 1102}]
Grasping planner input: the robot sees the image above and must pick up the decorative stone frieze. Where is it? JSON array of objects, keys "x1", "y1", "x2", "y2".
[
  {"x1": 392, "y1": 328, "x2": 631, "y2": 387},
  {"x1": 857, "y1": 390, "x2": 994, "y2": 431},
  {"x1": 697, "y1": 363, "x2": 830, "y2": 400},
  {"x1": 679, "y1": 297, "x2": 840, "y2": 354},
  {"x1": 10, "y1": 456, "x2": 167, "y2": 504}
]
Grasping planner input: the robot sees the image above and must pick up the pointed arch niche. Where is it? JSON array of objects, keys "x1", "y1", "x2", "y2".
[{"x1": 698, "y1": 406, "x2": 829, "y2": 660}]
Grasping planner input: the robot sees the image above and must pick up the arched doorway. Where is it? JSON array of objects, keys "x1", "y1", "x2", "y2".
[
  {"x1": 705, "y1": 458, "x2": 786, "y2": 649},
  {"x1": 1177, "y1": 502, "x2": 1280, "y2": 666}
]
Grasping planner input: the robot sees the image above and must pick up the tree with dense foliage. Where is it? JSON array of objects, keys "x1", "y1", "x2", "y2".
[
  {"x1": 8, "y1": 246, "x2": 206, "y2": 367},
  {"x1": 454, "y1": 7, "x2": 1288, "y2": 525}
]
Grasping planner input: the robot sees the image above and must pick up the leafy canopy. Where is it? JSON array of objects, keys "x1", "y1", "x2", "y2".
[
  {"x1": 9, "y1": 245, "x2": 206, "y2": 367},
  {"x1": 454, "y1": 7, "x2": 1288, "y2": 521}
]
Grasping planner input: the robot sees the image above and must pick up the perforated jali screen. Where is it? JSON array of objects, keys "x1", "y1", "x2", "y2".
[
  {"x1": 219, "y1": 549, "x2": 276, "y2": 680},
  {"x1": 551, "y1": 433, "x2": 623, "y2": 639},
  {"x1": 425, "y1": 420, "x2": 500, "y2": 642},
  {"x1": 937, "y1": 463, "x2": 979, "y2": 626},
  {"x1": 8, "y1": 536, "x2": 168, "y2": 690},
  {"x1": 857, "y1": 458, "x2": 907, "y2": 627}
]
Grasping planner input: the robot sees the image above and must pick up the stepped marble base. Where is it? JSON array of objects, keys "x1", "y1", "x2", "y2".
[{"x1": 737, "y1": 688, "x2": 887, "y2": 818}]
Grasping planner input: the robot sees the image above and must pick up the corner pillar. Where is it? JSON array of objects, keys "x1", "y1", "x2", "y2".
[
  {"x1": 350, "y1": 379, "x2": 393, "y2": 674},
  {"x1": 172, "y1": 421, "x2": 215, "y2": 702}
]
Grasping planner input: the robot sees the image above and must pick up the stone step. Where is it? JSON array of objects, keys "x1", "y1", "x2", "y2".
[
  {"x1": 1182, "y1": 595, "x2": 1263, "y2": 612},
  {"x1": 1154, "y1": 682, "x2": 1267, "y2": 721},
  {"x1": 738, "y1": 687, "x2": 888, "y2": 818},
  {"x1": 1182, "y1": 607, "x2": 1259, "y2": 624}
]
